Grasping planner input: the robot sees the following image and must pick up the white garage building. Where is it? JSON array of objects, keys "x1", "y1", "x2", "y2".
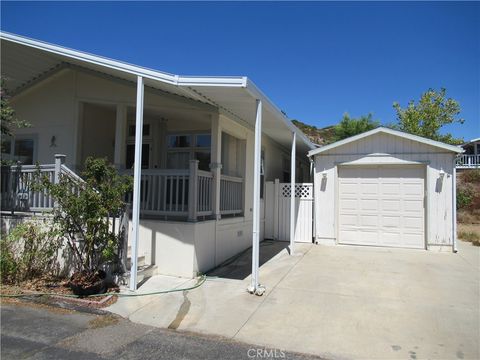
[{"x1": 308, "y1": 127, "x2": 463, "y2": 252}]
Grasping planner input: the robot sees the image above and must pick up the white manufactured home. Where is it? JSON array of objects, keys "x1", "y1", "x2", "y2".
[
  {"x1": 0, "y1": 32, "x2": 464, "y2": 292},
  {"x1": 0, "y1": 32, "x2": 314, "y2": 290}
]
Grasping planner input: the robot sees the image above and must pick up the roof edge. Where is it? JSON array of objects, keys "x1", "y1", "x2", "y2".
[{"x1": 308, "y1": 127, "x2": 464, "y2": 157}]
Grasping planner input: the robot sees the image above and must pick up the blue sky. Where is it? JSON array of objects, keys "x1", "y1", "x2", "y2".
[{"x1": 1, "y1": 1, "x2": 479, "y2": 140}]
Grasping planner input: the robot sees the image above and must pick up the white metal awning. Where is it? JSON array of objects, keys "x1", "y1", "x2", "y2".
[{"x1": 0, "y1": 31, "x2": 315, "y2": 155}]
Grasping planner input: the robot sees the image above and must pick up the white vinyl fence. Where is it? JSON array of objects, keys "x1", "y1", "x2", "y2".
[{"x1": 264, "y1": 180, "x2": 313, "y2": 243}]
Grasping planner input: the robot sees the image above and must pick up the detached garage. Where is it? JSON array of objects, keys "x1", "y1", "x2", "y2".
[{"x1": 308, "y1": 127, "x2": 463, "y2": 252}]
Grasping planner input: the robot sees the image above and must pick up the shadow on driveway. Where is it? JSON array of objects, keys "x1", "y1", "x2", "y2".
[{"x1": 207, "y1": 239, "x2": 289, "y2": 280}]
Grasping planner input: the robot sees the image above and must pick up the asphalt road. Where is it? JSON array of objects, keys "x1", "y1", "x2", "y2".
[{"x1": 0, "y1": 302, "x2": 321, "y2": 360}]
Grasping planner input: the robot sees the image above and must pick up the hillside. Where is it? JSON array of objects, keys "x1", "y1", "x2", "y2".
[{"x1": 291, "y1": 119, "x2": 335, "y2": 146}]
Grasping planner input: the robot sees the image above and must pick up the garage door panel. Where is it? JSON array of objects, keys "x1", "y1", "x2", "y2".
[
  {"x1": 338, "y1": 165, "x2": 425, "y2": 249},
  {"x1": 382, "y1": 199, "x2": 401, "y2": 211},
  {"x1": 360, "y1": 214, "x2": 378, "y2": 227},
  {"x1": 360, "y1": 199, "x2": 378, "y2": 211},
  {"x1": 340, "y1": 198, "x2": 357, "y2": 211},
  {"x1": 382, "y1": 215, "x2": 400, "y2": 228}
]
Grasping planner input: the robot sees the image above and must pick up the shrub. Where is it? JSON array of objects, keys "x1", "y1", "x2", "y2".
[
  {"x1": 0, "y1": 221, "x2": 62, "y2": 284},
  {"x1": 457, "y1": 185, "x2": 474, "y2": 210},
  {"x1": 458, "y1": 230, "x2": 480, "y2": 246},
  {"x1": 38, "y1": 157, "x2": 132, "y2": 273},
  {"x1": 461, "y1": 169, "x2": 480, "y2": 184}
]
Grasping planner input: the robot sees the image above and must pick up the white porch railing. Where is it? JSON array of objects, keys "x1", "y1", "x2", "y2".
[
  {"x1": 123, "y1": 169, "x2": 191, "y2": 217},
  {"x1": 0, "y1": 155, "x2": 84, "y2": 213},
  {"x1": 456, "y1": 155, "x2": 480, "y2": 169},
  {"x1": 197, "y1": 170, "x2": 213, "y2": 216},
  {"x1": 220, "y1": 174, "x2": 243, "y2": 215},
  {"x1": 1, "y1": 156, "x2": 245, "y2": 221}
]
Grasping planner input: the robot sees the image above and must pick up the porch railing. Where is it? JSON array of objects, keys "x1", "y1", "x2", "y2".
[
  {"x1": 0, "y1": 155, "x2": 84, "y2": 213},
  {"x1": 220, "y1": 174, "x2": 243, "y2": 215},
  {"x1": 2, "y1": 156, "x2": 245, "y2": 221},
  {"x1": 123, "y1": 169, "x2": 190, "y2": 217},
  {"x1": 456, "y1": 154, "x2": 480, "y2": 169}
]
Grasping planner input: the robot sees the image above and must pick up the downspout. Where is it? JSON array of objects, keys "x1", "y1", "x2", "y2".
[{"x1": 452, "y1": 156, "x2": 458, "y2": 253}]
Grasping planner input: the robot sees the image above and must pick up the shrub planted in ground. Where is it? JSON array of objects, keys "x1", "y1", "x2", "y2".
[
  {"x1": 457, "y1": 185, "x2": 474, "y2": 210},
  {"x1": 458, "y1": 230, "x2": 480, "y2": 246},
  {"x1": 461, "y1": 169, "x2": 480, "y2": 184},
  {"x1": 0, "y1": 221, "x2": 62, "y2": 284}
]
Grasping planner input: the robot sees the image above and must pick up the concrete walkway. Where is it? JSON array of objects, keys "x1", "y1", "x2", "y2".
[{"x1": 107, "y1": 240, "x2": 480, "y2": 360}]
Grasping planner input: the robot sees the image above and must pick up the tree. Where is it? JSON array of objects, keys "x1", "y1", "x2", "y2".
[
  {"x1": 1, "y1": 79, "x2": 28, "y2": 136},
  {"x1": 393, "y1": 88, "x2": 464, "y2": 145},
  {"x1": 333, "y1": 113, "x2": 380, "y2": 141}
]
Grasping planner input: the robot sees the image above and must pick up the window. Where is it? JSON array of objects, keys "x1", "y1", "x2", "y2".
[
  {"x1": 282, "y1": 156, "x2": 291, "y2": 182},
  {"x1": 128, "y1": 124, "x2": 150, "y2": 137},
  {"x1": 126, "y1": 144, "x2": 150, "y2": 169},
  {"x1": 1, "y1": 136, "x2": 36, "y2": 165},
  {"x1": 168, "y1": 135, "x2": 191, "y2": 148},
  {"x1": 167, "y1": 133, "x2": 211, "y2": 171}
]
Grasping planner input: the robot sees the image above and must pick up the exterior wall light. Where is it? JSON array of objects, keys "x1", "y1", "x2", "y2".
[
  {"x1": 322, "y1": 169, "x2": 328, "y2": 179},
  {"x1": 439, "y1": 168, "x2": 445, "y2": 180}
]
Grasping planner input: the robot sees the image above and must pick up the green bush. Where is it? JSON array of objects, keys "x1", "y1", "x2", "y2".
[
  {"x1": 457, "y1": 186, "x2": 473, "y2": 210},
  {"x1": 38, "y1": 157, "x2": 132, "y2": 272},
  {"x1": 0, "y1": 221, "x2": 62, "y2": 284}
]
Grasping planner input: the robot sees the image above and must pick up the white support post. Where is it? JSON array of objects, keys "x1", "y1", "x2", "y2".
[
  {"x1": 129, "y1": 76, "x2": 144, "y2": 291},
  {"x1": 114, "y1": 104, "x2": 127, "y2": 169},
  {"x1": 188, "y1": 160, "x2": 199, "y2": 222},
  {"x1": 248, "y1": 99, "x2": 264, "y2": 296},
  {"x1": 210, "y1": 114, "x2": 222, "y2": 220},
  {"x1": 452, "y1": 159, "x2": 457, "y2": 253},
  {"x1": 54, "y1": 154, "x2": 66, "y2": 184},
  {"x1": 273, "y1": 178, "x2": 280, "y2": 241},
  {"x1": 290, "y1": 131, "x2": 296, "y2": 254}
]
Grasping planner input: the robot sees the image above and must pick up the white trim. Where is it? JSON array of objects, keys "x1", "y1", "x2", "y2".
[{"x1": 308, "y1": 127, "x2": 463, "y2": 157}]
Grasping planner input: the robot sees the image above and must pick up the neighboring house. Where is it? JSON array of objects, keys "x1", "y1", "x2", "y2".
[
  {"x1": 457, "y1": 137, "x2": 480, "y2": 169},
  {"x1": 308, "y1": 127, "x2": 463, "y2": 252},
  {"x1": 0, "y1": 32, "x2": 314, "y2": 285}
]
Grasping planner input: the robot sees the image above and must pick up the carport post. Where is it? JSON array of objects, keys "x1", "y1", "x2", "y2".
[
  {"x1": 248, "y1": 99, "x2": 263, "y2": 295},
  {"x1": 129, "y1": 76, "x2": 144, "y2": 291},
  {"x1": 290, "y1": 131, "x2": 296, "y2": 254}
]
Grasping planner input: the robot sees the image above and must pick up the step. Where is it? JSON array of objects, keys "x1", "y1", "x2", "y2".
[{"x1": 119, "y1": 265, "x2": 157, "y2": 288}]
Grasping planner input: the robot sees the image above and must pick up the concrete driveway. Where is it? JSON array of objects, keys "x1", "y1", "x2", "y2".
[{"x1": 108, "y1": 240, "x2": 480, "y2": 360}]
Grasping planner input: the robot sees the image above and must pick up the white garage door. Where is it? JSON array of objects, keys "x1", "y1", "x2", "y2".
[{"x1": 338, "y1": 165, "x2": 425, "y2": 249}]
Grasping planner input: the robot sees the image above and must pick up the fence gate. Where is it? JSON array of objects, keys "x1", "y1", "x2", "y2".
[{"x1": 264, "y1": 180, "x2": 313, "y2": 243}]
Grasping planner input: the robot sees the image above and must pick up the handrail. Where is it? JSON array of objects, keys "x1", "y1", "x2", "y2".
[
  {"x1": 61, "y1": 164, "x2": 85, "y2": 184},
  {"x1": 120, "y1": 168, "x2": 189, "y2": 176},
  {"x1": 220, "y1": 174, "x2": 243, "y2": 183}
]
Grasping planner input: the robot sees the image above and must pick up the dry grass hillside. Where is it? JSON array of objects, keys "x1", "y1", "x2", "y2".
[
  {"x1": 291, "y1": 120, "x2": 335, "y2": 146},
  {"x1": 457, "y1": 169, "x2": 480, "y2": 246}
]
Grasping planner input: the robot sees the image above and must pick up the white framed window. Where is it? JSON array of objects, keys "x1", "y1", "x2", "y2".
[
  {"x1": 126, "y1": 121, "x2": 152, "y2": 169},
  {"x1": 1, "y1": 134, "x2": 37, "y2": 165},
  {"x1": 167, "y1": 133, "x2": 211, "y2": 171}
]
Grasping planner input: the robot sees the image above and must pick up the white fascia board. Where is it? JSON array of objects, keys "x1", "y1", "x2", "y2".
[
  {"x1": 308, "y1": 127, "x2": 464, "y2": 157},
  {"x1": 244, "y1": 78, "x2": 316, "y2": 150},
  {"x1": 177, "y1": 76, "x2": 247, "y2": 87}
]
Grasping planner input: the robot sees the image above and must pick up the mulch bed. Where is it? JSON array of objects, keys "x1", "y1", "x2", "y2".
[{"x1": 0, "y1": 276, "x2": 119, "y2": 309}]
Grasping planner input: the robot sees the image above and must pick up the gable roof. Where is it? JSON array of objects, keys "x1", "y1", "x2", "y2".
[
  {"x1": 307, "y1": 127, "x2": 463, "y2": 157},
  {"x1": 0, "y1": 31, "x2": 315, "y2": 154}
]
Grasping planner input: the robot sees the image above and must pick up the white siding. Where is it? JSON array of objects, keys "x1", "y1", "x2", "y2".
[{"x1": 313, "y1": 132, "x2": 455, "y2": 248}]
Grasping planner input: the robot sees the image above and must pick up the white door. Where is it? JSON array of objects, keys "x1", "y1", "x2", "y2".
[
  {"x1": 265, "y1": 181, "x2": 313, "y2": 243},
  {"x1": 338, "y1": 165, "x2": 425, "y2": 249}
]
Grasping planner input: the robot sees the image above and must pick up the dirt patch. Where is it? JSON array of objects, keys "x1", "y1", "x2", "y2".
[
  {"x1": 1, "y1": 276, "x2": 119, "y2": 308},
  {"x1": 88, "y1": 314, "x2": 120, "y2": 329}
]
